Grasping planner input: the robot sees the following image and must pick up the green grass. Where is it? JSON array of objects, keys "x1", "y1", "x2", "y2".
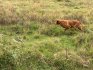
[
  {"x1": 0, "y1": 0, "x2": 93, "y2": 70},
  {"x1": 0, "y1": 22, "x2": 93, "y2": 70}
]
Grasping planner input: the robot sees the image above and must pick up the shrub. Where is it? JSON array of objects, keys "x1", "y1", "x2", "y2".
[
  {"x1": 38, "y1": 24, "x2": 64, "y2": 36},
  {"x1": 53, "y1": 50, "x2": 85, "y2": 70},
  {"x1": 56, "y1": 0, "x2": 70, "y2": 2},
  {"x1": 63, "y1": 13, "x2": 88, "y2": 24},
  {"x1": 0, "y1": 50, "x2": 16, "y2": 70},
  {"x1": 16, "y1": 50, "x2": 52, "y2": 70}
]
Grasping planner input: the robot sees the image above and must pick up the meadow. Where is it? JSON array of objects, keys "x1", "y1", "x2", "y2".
[{"x1": 0, "y1": 0, "x2": 93, "y2": 70}]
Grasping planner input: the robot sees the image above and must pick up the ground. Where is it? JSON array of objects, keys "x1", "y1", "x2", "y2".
[{"x1": 0, "y1": 0, "x2": 93, "y2": 70}]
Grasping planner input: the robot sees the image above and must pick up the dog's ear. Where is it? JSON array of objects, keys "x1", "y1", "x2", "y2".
[
  {"x1": 56, "y1": 19, "x2": 60, "y2": 25},
  {"x1": 56, "y1": 20, "x2": 59, "y2": 24}
]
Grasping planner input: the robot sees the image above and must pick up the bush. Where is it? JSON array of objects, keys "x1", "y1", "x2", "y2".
[
  {"x1": 56, "y1": 0, "x2": 70, "y2": 2},
  {"x1": 74, "y1": 33, "x2": 93, "y2": 49},
  {"x1": 0, "y1": 50, "x2": 16, "y2": 70},
  {"x1": 63, "y1": 13, "x2": 88, "y2": 24},
  {"x1": 16, "y1": 50, "x2": 52, "y2": 70},
  {"x1": 38, "y1": 24, "x2": 64, "y2": 36},
  {"x1": 53, "y1": 50, "x2": 82, "y2": 70}
]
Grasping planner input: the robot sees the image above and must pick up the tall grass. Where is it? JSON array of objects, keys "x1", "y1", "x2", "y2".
[
  {"x1": 0, "y1": 0, "x2": 93, "y2": 25},
  {"x1": 0, "y1": 0, "x2": 93, "y2": 70}
]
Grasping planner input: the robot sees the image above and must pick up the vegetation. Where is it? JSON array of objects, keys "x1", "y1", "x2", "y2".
[{"x1": 0, "y1": 0, "x2": 93, "y2": 70}]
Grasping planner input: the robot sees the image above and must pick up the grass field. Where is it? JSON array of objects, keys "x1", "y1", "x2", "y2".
[{"x1": 0, "y1": 0, "x2": 93, "y2": 70}]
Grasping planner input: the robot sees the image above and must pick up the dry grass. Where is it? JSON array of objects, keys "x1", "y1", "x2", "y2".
[
  {"x1": 0, "y1": 0, "x2": 93, "y2": 70},
  {"x1": 0, "y1": 0, "x2": 93, "y2": 25}
]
